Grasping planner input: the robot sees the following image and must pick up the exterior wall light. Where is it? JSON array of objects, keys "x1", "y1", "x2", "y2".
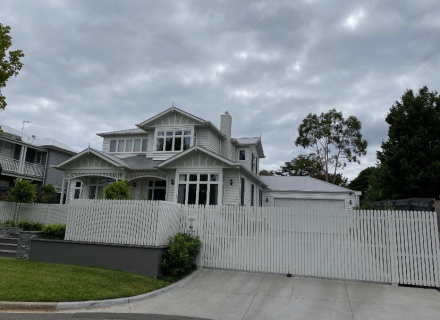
[
  {"x1": 171, "y1": 179, "x2": 175, "y2": 185},
  {"x1": 266, "y1": 198, "x2": 268, "y2": 203},
  {"x1": 230, "y1": 179, "x2": 233, "y2": 185},
  {"x1": 349, "y1": 200, "x2": 352, "y2": 205},
  {"x1": 133, "y1": 182, "x2": 136, "y2": 188}
]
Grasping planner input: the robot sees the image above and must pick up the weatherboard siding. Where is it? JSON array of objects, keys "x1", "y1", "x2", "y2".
[
  {"x1": 196, "y1": 128, "x2": 209, "y2": 149},
  {"x1": 166, "y1": 170, "x2": 176, "y2": 202},
  {"x1": 45, "y1": 149, "x2": 74, "y2": 188},
  {"x1": 208, "y1": 130, "x2": 220, "y2": 154},
  {"x1": 223, "y1": 169, "x2": 240, "y2": 205}
]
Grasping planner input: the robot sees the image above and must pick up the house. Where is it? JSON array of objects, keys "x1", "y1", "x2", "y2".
[
  {"x1": 54, "y1": 107, "x2": 360, "y2": 208},
  {"x1": 0, "y1": 125, "x2": 77, "y2": 196}
]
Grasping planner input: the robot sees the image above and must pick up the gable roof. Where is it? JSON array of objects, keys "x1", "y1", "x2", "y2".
[
  {"x1": 54, "y1": 147, "x2": 132, "y2": 169},
  {"x1": 260, "y1": 176, "x2": 354, "y2": 193},
  {"x1": 136, "y1": 107, "x2": 225, "y2": 139}
]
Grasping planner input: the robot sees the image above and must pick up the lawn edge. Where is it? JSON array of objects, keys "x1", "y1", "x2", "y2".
[{"x1": 0, "y1": 269, "x2": 202, "y2": 311}]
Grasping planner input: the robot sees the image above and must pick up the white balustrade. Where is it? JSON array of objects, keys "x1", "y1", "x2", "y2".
[{"x1": 0, "y1": 156, "x2": 44, "y2": 179}]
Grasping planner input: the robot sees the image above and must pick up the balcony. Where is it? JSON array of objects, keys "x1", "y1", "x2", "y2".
[{"x1": 0, "y1": 156, "x2": 45, "y2": 180}]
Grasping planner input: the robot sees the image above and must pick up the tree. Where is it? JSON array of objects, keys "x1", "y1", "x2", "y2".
[
  {"x1": 0, "y1": 23, "x2": 24, "y2": 130},
  {"x1": 7, "y1": 179, "x2": 36, "y2": 223},
  {"x1": 376, "y1": 86, "x2": 440, "y2": 199},
  {"x1": 295, "y1": 109, "x2": 368, "y2": 184},
  {"x1": 104, "y1": 180, "x2": 131, "y2": 200},
  {"x1": 347, "y1": 167, "x2": 376, "y2": 195},
  {"x1": 259, "y1": 169, "x2": 277, "y2": 176},
  {"x1": 276, "y1": 154, "x2": 322, "y2": 176}
]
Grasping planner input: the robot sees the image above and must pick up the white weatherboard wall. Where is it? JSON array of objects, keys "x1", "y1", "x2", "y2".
[{"x1": 181, "y1": 205, "x2": 440, "y2": 287}]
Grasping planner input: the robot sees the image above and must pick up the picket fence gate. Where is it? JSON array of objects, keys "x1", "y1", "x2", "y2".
[{"x1": 180, "y1": 205, "x2": 440, "y2": 287}]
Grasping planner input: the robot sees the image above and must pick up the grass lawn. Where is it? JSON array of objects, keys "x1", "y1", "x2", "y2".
[{"x1": 0, "y1": 257, "x2": 170, "y2": 302}]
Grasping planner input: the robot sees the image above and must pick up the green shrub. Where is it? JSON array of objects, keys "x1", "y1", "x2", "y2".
[
  {"x1": 0, "y1": 220, "x2": 16, "y2": 227},
  {"x1": 162, "y1": 232, "x2": 202, "y2": 279},
  {"x1": 35, "y1": 191, "x2": 58, "y2": 204},
  {"x1": 8, "y1": 179, "x2": 36, "y2": 203},
  {"x1": 41, "y1": 224, "x2": 66, "y2": 240},
  {"x1": 40, "y1": 184, "x2": 56, "y2": 193},
  {"x1": 104, "y1": 180, "x2": 131, "y2": 200},
  {"x1": 17, "y1": 220, "x2": 44, "y2": 231}
]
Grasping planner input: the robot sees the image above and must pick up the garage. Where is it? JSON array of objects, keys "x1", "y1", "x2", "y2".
[
  {"x1": 274, "y1": 198, "x2": 345, "y2": 210},
  {"x1": 260, "y1": 176, "x2": 360, "y2": 209}
]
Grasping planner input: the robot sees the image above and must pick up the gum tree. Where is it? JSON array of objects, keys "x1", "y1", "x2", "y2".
[{"x1": 295, "y1": 109, "x2": 368, "y2": 184}]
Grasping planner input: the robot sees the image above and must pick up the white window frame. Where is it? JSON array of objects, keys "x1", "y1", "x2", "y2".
[
  {"x1": 174, "y1": 169, "x2": 222, "y2": 205},
  {"x1": 109, "y1": 138, "x2": 147, "y2": 153},
  {"x1": 154, "y1": 126, "x2": 194, "y2": 153},
  {"x1": 88, "y1": 177, "x2": 115, "y2": 199}
]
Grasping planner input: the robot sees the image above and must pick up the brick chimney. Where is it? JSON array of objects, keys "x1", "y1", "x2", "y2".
[{"x1": 220, "y1": 112, "x2": 232, "y2": 160}]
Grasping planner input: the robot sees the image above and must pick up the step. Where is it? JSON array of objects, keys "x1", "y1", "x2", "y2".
[
  {"x1": 0, "y1": 243, "x2": 17, "y2": 251},
  {"x1": 0, "y1": 237, "x2": 18, "y2": 245},
  {"x1": 0, "y1": 249, "x2": 16, "y2": 258}
]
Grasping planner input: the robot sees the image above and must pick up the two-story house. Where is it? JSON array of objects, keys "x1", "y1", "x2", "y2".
[
  {"x1": 54, "y1": 107, "x2": 266, "y2": 206},
  {"x1": 0, "y1": 125, "x2": 77, "y2": 197},
  {"x1": 54, "y1": 107, "x2": 360, "y2": 208}
]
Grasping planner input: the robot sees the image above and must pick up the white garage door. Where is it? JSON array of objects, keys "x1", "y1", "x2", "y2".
[{"x1": 274, "y1": 198, "x2": 345, "y2": 210}]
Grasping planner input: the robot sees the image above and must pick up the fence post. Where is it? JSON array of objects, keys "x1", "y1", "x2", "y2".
[{"x1": 389, "y1": 211, "x2": 399, "y2": 285}]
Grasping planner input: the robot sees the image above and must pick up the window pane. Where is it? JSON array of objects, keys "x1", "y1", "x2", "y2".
[
  {"x1": 210, "y1": 174, "x2": 218, "y2": 181},
  {"x1": 109, "y1": 140, "x2": 117, "y2": 152},
  {"x1": 148, "y1": 189, "x2": 153, "y2": 200},
  {"x1": 75, "y1": 182, "x2": 81, "y2": 188},
  {"x1": 177, "y1": 185, "x2": 186, "y2": 204},
  {"x1": 251, "y1": 184, "x2": 255, "y2": 206},
  {"x1": 239, "y1": 150, "x2": 246, "y2": 160},
  {"x1": 183, "y1": 137, "x2": 191, "y2": 150},
  {"x1": 125, "y1": 140, "x2": 133, "y2": 152},
  {"x1": 155, "y1": 180, "x2": 166, "y2": 187},
  {"x1": 153, "y1": 189, "x2": 166, "y2": 201},
  {"x1": 165, "y1": 138, "x2": 173, "y2": 151},
  {"x1": 98, "y1": 178, "x2": 106, "y2": 184},
  {"x1": 141, "y1": 139, "x2": 148, "y2": 152},
  {"x1": 117, "y1": 140, "x2": 125, "y2": 152},
  {"x1": 174, "y1": 137, "x2": 182, "y2": 151},
  {"x1": 209, "y1": 185, "x2": 218, "y2": 205},
  {"x1": 166, "y1": 131, "x2": 173, "y2": 136},
  {"x1": 179, "y1": 174, "x2": 187, "y2": 181},
  {"x1": 89, "y1": 186, "x2": 96, "y2": 199},
  {"x1": 74, "y1": 189, "x2": 80, "y2": 199},
  {"x1": 175, "y1": 131, "x2": 182, "y2": 135},
  {"x1": 200, "y1": 174, "x2": 208, "y2": 181},
  {"x1": 157, "y1": 132, "x2": 164, "y2": 136},
  {"x1": 91, "y1": 178, "x2": 97, "y2": 184},
  {"x1": 97, "y1": 186, "x2": 104, "y2": 199},
  {"x1": 189, "y1": 174, "x2": 197, "y2": 181},
  {"x1": 133, "y1": 139, "x2": 141, "y2": 152},
  {"x1": 198, "y1": 184, "x2": 207, "y2": 205},
  {"x1": 184, "y1": 131, "x2": 191, "y2": 135},
  {"x1": 149, "y1": 181, "x2": 153, "y2": 187},
  {"x1": 188, "y1": 184, "x2": 197, "y2": 204},
  {"x1": 156, "y1": 138, "x2": 164, "y2": 151}
]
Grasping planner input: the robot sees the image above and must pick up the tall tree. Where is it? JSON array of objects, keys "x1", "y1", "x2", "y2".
[
  {"x1": 347, "y1": 167, "x2": 376, "y2": 194},
  {"x1": 295, "y1": 109, "x2": 368, "y2": 184},
  {"x1": 0, "y1": 23, "x2": 24, "y2": 130},
  {"x1": 376, "y1": 86, "x2": 440, "y2": 199}
]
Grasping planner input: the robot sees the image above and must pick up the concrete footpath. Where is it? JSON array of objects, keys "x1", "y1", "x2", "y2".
[{"x1": 61, "y1": 269, "x2": 440, "y2": 320}]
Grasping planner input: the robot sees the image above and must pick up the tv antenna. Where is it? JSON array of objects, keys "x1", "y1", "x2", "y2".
[{"x1": 22, "y1": 121, "x2": 32, "y2": 135}]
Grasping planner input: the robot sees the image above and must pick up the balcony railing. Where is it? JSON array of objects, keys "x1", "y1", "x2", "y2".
[{"x1": 0, "y1": 156, "x2": 45, "y2": 179}]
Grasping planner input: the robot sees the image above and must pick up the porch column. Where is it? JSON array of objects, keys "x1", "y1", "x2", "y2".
[
  {"x1": 65, "y1": 178, "x2": 72, "y2": 204},
  {"x1": 59, "y1": 177, "x2": 66, "y2": 204},
  {"x1": 17, "y1": 145, "x2": 27, "y2": 176}
]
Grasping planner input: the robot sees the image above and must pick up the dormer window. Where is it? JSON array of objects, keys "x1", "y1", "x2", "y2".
[
  {"x1": 239, "y1": 150, "x2": 246, "y2": 160},
  {"x1": 156, "y1": 130, "x2": 191, "y2": 152}
]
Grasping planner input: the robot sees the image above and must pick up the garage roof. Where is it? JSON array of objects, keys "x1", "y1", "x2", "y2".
[{"x1": 260, "y1": 176, "x2": 354, "y2": 193}]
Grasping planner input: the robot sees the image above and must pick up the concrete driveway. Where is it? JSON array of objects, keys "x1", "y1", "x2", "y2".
[{"x1": 73, "y1": 269, "x2": 440, "y2": 320}]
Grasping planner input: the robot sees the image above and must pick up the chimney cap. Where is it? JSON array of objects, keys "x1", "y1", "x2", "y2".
[{"x1": 225, "y1": 111, "x2": 229, "y2": 115}]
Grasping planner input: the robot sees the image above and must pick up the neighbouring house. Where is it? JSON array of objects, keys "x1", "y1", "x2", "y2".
[
  {"x1": 0, "y1": 125, "x2": 77, "y2": 197},
  {"x1": 54, "y1": 107, "x2": 360, "y2": 209}
]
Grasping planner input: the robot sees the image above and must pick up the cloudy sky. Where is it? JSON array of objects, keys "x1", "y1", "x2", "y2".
[{"x1": 1, "y1": 0, "x2": 439, "y2": 181}]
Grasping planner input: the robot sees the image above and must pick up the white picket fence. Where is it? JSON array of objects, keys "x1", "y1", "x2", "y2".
[
  {"x1": 0, "y1": 202, "x2": 68, "y2": 225},
  {"x1": 65, "y1": 200, "x2": 181, "y2": 246},
  {"x1": 181, "y1": 205, "x2": 440, "y2": 287}
]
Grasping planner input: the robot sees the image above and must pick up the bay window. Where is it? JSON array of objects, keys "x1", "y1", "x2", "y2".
[{"x1": 177, "y1": 173, "x2": 219, "y2": 205}]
